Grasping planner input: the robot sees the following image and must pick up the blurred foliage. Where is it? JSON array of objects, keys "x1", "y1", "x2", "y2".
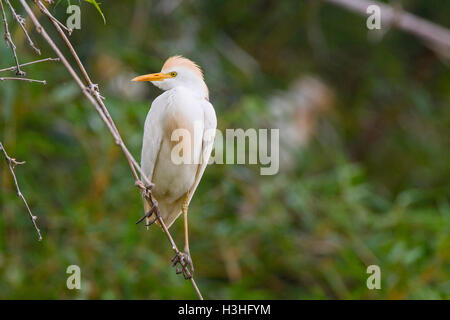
[{"x1": 0, "y1": 0, "x2": 449, "y2": 299}]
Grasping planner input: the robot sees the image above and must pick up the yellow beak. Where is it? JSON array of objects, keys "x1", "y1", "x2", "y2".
[{"x1": 131, "y1": 73, "x2": 171, "y2": 82}]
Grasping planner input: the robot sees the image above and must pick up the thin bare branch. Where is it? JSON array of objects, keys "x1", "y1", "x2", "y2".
[
  {"x1": 5, "y1": 0, "x2": 41, "y2": 54},
  {"x1": 156, "y1": 201, "x2": 204, "y2": 299},
  {"x1": 0, "y1": 141, "x2": 42, "y2": 241},
  {"x1": 0, "y1": 0, "x2": 25, "y2": 75},
  {"x1": 322, "y1": 0, "x2": 450, "y2": 58},
  {"x1": 33, "y1": 0, "x2": 152, "y2": 187},
  {"x1": 0, "y1": 76, "x2": 46, "y2": 84},
  {"x1": 0, "y1": 57, "x2": 59, "y2": 73},
  {"x1": 34, "y1": 0, "x2": 72, "y2": 35},
  {"x1": 19, "y1": 0, "x2": 203, "y2": 299},
  {"x1": 37, "y1": 1, "x2": 83, "y2": 77}
]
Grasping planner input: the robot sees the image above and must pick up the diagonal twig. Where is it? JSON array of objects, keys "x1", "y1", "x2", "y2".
[
  {"x1": 5, "y1": 0, "x2": 41, "y2": 54},
  {"x1": 141, "y1": 191, "x2": 203, "y2": 299},
  {"x1": 35, "y1": 0, "x2": 72, "y2": 35},
  {"x1": 34, "y1": 0, "x2": 151, "y2": 186},
  {"x1": 0, "y1": 141, "x2": 42, "y2": 241},
  {"x1": 0, "y1": 0, "x2": 25, "y2": 75},
  {"x1": 322, "y1": 0, "x2": 450, "y2": 58},
  {"x1": 0, "y1": 57, "x2": 59, "y2": 73},
  {"x1": 20, "y1": 0, "x2": 204, "y2": 299}
]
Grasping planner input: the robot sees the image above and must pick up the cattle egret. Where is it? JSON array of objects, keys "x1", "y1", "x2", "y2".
[{"x1": 132, "y1": 56, "x2": 217, "y2": 278}]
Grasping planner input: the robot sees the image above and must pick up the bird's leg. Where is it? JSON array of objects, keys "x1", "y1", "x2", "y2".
[
  {"x1": 171, "y1": 194, "x2": 194, "y2": 279},
  {"x1": 182, "y1": 194, "x2": 194, "y2": 273}
]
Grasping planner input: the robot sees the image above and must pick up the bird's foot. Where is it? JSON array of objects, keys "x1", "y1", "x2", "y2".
[
  {"x1": 171, "y1": 251, "x2": 194, "y2": 279},
  {"x1": 135, "y1": 203, "x2": 158, "y2": 226}
]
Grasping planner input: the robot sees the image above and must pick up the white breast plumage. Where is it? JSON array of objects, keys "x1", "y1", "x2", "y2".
[{"x1": 141, "y1": 86, "x2": 216, "y2": 228}]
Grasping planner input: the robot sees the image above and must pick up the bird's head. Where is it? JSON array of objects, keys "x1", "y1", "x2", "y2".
[{"x1": 132, "y1": 55, "x2": 209, "y2": 100}]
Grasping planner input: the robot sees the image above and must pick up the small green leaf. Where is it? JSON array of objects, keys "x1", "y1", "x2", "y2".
[{"x1": 84, "y1": 0, "x2": 106, "y2": 24}]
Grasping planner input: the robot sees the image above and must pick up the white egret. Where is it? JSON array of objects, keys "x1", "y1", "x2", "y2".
[{"x1": 132, "y1": 56, "x2": 217, "y2": 277}]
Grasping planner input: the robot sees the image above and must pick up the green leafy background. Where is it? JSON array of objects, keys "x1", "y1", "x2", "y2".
[{"x1": 0, "y1": 0, "x2": 449, "y2": 299}]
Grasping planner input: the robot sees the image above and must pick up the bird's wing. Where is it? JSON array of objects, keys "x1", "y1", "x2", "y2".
[
  {"x1": 140, "y1": 93, "x2": 167, "y2": 186},
  {"x1": 187, "y1": 99, "x2": 217, "y2": 205}
]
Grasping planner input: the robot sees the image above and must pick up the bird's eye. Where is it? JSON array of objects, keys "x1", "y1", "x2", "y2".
[{"x1": 170, "y1": 72, "x2": 178, "y2": 77}]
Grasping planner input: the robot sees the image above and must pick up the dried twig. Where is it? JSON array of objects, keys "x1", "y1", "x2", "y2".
[
  {"x1": 19, "y1": 0, "x2": 204, "y2": 299},
  {"x1": 322, "y1": 0, "x2": 450, "y2": 58},
  {"x1": 0, "y1": 76, "x2": 46, "y2": 84},
  {"x1": 0, "y1": 57, "x2": 59, "y2": 73},
  {"x1": 36, "y1": 0, "x2": 72, "y2": 35},
  {"x1": 0, "y1": 0, "x2": 24, "y2": 75},
  {"x1": 142, "y1": 193, "x2": 204, "y2": 299},
  {"x1": 0, "y1": 0, "x2": 57, "y2": 83},
  {"x1": 5, "y1": 0, "x2": 41, "y2": 54},
  {"x1": 32, "y1": 0, "x2": 151, "y2": 187},
  {"x1": 0, "y1": 141, "x2": 42, "y2": 241}
]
